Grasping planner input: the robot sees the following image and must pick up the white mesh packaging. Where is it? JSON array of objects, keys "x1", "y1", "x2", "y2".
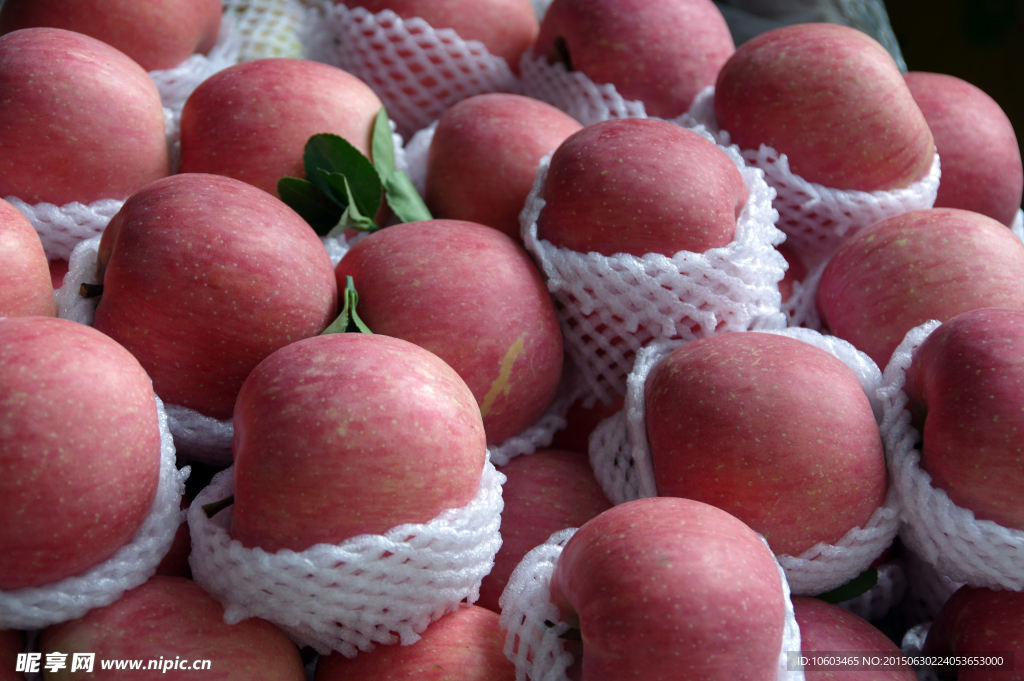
[
  {"x1": 902, "y1": 547, "x2": 964, "y2": 626},
  {"x1": 590, "y1": 328, "x2": 901, "y2": 596},
  {"x1": 780, "y1": 260, "x2": 826, "y2": 331},
  {"x1": 683, "y1": 87, "x2": 941, "y2": 269},
  {"x1": 0, "y1": 396, "x2": 188, "y2": 631},
  {"x1": 878, "y1": 321, "x2": 1024, "y2": 591},
  {"x1": 499, "y1": 529, "x2": 805, "y2": 681},
  {"x1": 518, "y1": 49, "x2": 647, "y2": 126},
  {"x1": 488, "y1": 375, "x2": 574, "y2": 468},
  {"x1": 7, "y1": 197, "x2": 122, "y2": 263},
  {"x1": 55, "y1": 236, "x2": 102, "y2": 325},
  {"x1": 187, "y1": 456, "x2": 505, "y2": 657},
  {"x1": 838, "y1": 561, "x2": 908, "y2": 622},
  {"x1": 402, "y1": 121, "x2": 437, "y2": 198},
  {"x1": 301, "y1": 2, "x2": 519, "y2": 138},
  {"x1": 223, "y1": 0, "x2": 309, "y2": 60},
  {"x1": 522, "y1": 128, "x2": 788, "y2": 409},
  {"x1": 901, "y1": 623, "x2": 941, "y2": 681}
]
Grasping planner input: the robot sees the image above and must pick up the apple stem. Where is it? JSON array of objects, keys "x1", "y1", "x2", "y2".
[
  {"x1": 202, "y1": 495, "x2": 234, "y2": 518},
  {"x1": 79, "y1": 283, "x2": 103, "y2": 298}
]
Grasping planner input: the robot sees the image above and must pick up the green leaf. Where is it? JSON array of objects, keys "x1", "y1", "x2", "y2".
[
  {"x1": 304, "y1": 134, "x2": 381, "y2": 211},
  {"x1": 277, "y1": 177, "x2": 344, "y2": 236},
  {"x1": 371, "y1": 107, "x2": 396, "y2": 182},
  {"x1": 318, "y1": 171, "x2": 379, "y2": 233},
  {"x1": 816, "y1": 567, "x2": 879, "y2": 604},
  {"x1": 384, "y1": 169, "x2": 432, "y2": 223},
  {"x1": 322, "y1": 276, "x2": 372, "y2": 334}
]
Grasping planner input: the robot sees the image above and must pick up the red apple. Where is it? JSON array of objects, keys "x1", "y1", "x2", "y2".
[
  {"x1": 338, "y1": 0, "x2": 538, "y2": 74},
  {"x1": 93, "y1": 173, "x2": 338, "y2": 420},
  {"x1": 535, "y1": 0, "x2": 734, "y2": 118},
  {"x1": 0, "y1": 0, "x2": 222, "y2": 71},
  {"x1": 924, "y1": 585, "x2": 1022, "y2": 680},
  {"x1": 904, "y1": 71, "x2": 1023, "y2": 227},
  {"x1": 793, "y1": 596, "x2": 916, "y2": 680},
  {"x1": 39, "y1": 576, "x2": 306, "y2": 680},
  {"x1": 904, "y1": 308, "x2": 1024, "y2": 531},
  {"x1": 817, "y1": 207, "x2": 1024, "y2": 368},
  {"x1": 0, "y1": 28, "x2": 170, "y2": 205},
  {"x1": 477, "y1": 449, "x2": 610, "y2": 613},
  {"x1": 536, "y1": 117, "x2": 746, "y2": 257},
  {"x1": 0, "y1": 630, "x2": 24, "y2": 681},
  {"x1": 548, "y1": 393, "x2": 625, "y2": 455},
  {"x1": 714, "y1": 23, "x2": 935, "y2": 192},
  {"x1": 424, "y1": 93, "x2": 582, "y2": 242},
  {"x1": 179, "y1": 58, "x2": 383, "y2": 198},
  {"x1": 315, "y1": 605, "x2": 515, "y2": 680},
  {"x1": 645, "y1": 331, "x2": 888, "y2": 558},
  {"x1": 230, "y1": 332, "x2": 486, "y2": 552},
  {"x1": 549, "y1": 497, "x2": 787, "y2": 680},
  {"x1": 0, "y1": 316, "x2": 162, "y2": 590},
  {"x1": 334, "y1": 220, "x2": 564, "y2": 445},
  {"x1": 0, "y1": 198, "x2": 55, "y2": 317}
]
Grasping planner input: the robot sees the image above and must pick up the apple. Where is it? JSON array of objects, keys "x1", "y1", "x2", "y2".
[
  {"x1": 39, "y1": 576, "x2": 306, "y2": 680},
  {"x1": 179, "y1": 58, "x2": 384, "y2": 198},
  {"x1": 0, "y1": 630, "x2": 24, "y2": 681},
  {"x1": 777, "y1": 241, "x2": 809, "y2": 305},
  {"x1": 0, "y1": 0, "x2": 222, "y2": 72},
  {"x1": 93, "y1": 173, "x2": 338, "y2": 421},
  {"x1": 154, "y1": 494, "x2": 193, "y2": 579},
  {"x1": 904, "y1": 308, "x2": 1024, "y2": 531},
  {"x1": 334, "y1": 219, "x2": 564, "y2": 446},
  {"x1": 924, "y1": 585, "x2": 1022, "y2": 680},
  {"x1": 0, "y1": 316, "x2": 162, "y2": 590},
  {"x1": 536, "y1": 117, "x2": 746, "y2": 257},
  {"x1": 548, "y1": 393, "x2": 625, "y2": 455},
  {"x1": 549, "y1": 497, "x2": 787, "y2": 680},
  {"x1": 793, "y1": 596, "x2": 916, "y2": 679},
  {"x1": 645, "y1": 331, "x2": 888, "y2": 558},
  {"x1": 424, "y1": 93, "x2": 582, "y2": 243},
  {"x1": 816, "y1": 207, "x2": 1024, "y2": 369},
  {"x1": 904, "y1": 71, "x2": 1023, "y2": 227},
  {"x1": 230, "y1": 332, "x2": 486, "y2": 552},
  {"x1": 0, "y1": 28, "x2": 170, "y2": 206},
  {"x1": 337, "y1": 0, "x2": 538, "y2": 75},
  {"x1": 477, "y1": 449, "x2": 610, "y2": 613},
  {"x1": 714, "y1": 23, "x2": 935, "y2": 192},
  {"x1": 0, "y1": 198, "x2": 56, "y2": 317},
  {"x1": 315, "y1": 604, "x2": 515, "y2": 680},
  {"x1": 534, "y1": 0, "x2": 734, "y2": 118}
]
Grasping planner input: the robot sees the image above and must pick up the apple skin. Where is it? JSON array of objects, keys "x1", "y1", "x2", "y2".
[
  {"x1": 0, "y1": 630, "x2": 25, "y2": 681},
  {"x1": 548, "y1": 393, "x2": 625, "y2": 455},
  {"x1": 904, "y1": 71, "x2": 1023, "y2": 227},
  {"x1": 339, "y1": 0, "x2": 538, "y2": 74},
  {"x1": 904, "y1": 308, "x2": 1024, "y2": 531},
  {"x1": 535, "y1": 0, "x2": 734, "y2": 119},
  {"x1": 93, "y1": 173, "x2": 338, "y2": 421},
  {"x1": 179, "y1": 58, "x2": 383, "y2": 198},
  {"x1": 776, "y1": 242, "x2": 808, "y2": 305},
  {"x1": 536, "y1": 118, "x2": 746, "y2": 257},
  {"x1": 425, "y1": 93, "x2": 582, "y2": 243},
  {"x1": 792, "y1": 596, "x2": 916, "y2": 680},
  {"x1": 0, "y1": 28, "x2": 170, "y2": 205},
  {"x1": 334, "y1": 220, "x2": 564, "y2": 445},
  {"x1": 549, "y1": 497, "x2": 786, "y2": 681},
  {"x1": 0, "y1": 316, "x2": 162, "y2": 590},
  {"x1": 714, "y1": 23, "x2": 935, "y2": 192},
  {"x1": 230, "y1": 333, "x2": 487, "y2": 553},
  {"x1": 477, "y1": 449, "x2": 611, "y2": 613},
  {"x1": 39, "y1": 576, "x2": 306, "y2": 681},
  {"x1": 315, "y1": 604, "x2": 515, "y2": 680},
  {"x1": 924, "y1": 585, "x2": 1024, "y2": 680},
  {"x1": 0, "y1": 0, "x2": 221, "y2": 71},
  {"x1": 645, "y1": 332, "x2": 888, "y2": 557},
  {"x1": 0, "y1": 198, "x2": 56, "y2": 317},
  {"x1": 816, "y1": 207, "x2": 1024, "y2": 369}
]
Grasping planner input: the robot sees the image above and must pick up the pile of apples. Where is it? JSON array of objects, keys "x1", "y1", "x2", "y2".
[{"x1": 2, "y1": 0, "x2": 1024, "y2": 679}]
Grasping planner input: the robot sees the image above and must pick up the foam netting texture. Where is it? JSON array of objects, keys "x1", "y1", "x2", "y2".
[
  {"x1": 901, "y1": 547, "x2": 964, "y2": 626},
  {"x1": 299, "y1": 1, "x2": 519, "y2": 139},
  {"x1": 222, "y1": 0, "x2": 310, "y2": 60},
  {"x1": 498, "y1": 528, "x2": 806, "y2": 681},
  {"x1": 901, "y1": 623, "x2": 941, "y2": 681},
  {"x1": 683, "y1": 87, "x2": 941, "y2": 269},
  {"x1": 837, "y1": 561, "x2": 907, "y2": 622},
  {"x1": 187, "y1": 457, "x2": 505, "y2": 657},
  {"x1": 589, "y1": 328, "x2": 901, "y2": 596},
  {"x1": 0, "y1": 396, "x2": 187, "y2": 631},
  {"x1": 522, "y1": 129, "x2": 788, "y2": 410},
  {"x1": 879, "y1": 320, "x2": 1024, "y2": 591}
]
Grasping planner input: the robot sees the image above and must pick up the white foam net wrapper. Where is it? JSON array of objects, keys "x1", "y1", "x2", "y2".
[
  {"x1": 7, "y1": 197, "x2": 122, "y2": 263},
  {"x1": 838, "y1": 561, "x2": 908, "y2": 622},
  {"x1": 901, "y1": 547, "x2": 964, "y2": 627},
  {"x1": 590, "y1": 328, "x2": 901, "y2": 596},
  {"x1": 522, "y1": 127, "x2": 788, "y2": 409},
  {"x1": 300, "y1": 2, "x2": 519, "y2": 139},
  {"x1": 683, "y1": 87, "x2": 940, "y2": 269},
  {"x1": 187, "y1": 456, "x2": 505, "y2": 657},
  {"x1": 879, "y1": 321, "x2": 1024, "y2": 591},
  {"x1": 223, "y1": 0, "x2": 310, "y2": 60},
  {"x1": 901, "y1": 623, "x2": 941, "y2": 681},
  {"x1": 0, "y1": 396, "x2": 188, "y2": 631},
  {"x1": 499, "y1": 529, "x2": 805, "y2": 681}
]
